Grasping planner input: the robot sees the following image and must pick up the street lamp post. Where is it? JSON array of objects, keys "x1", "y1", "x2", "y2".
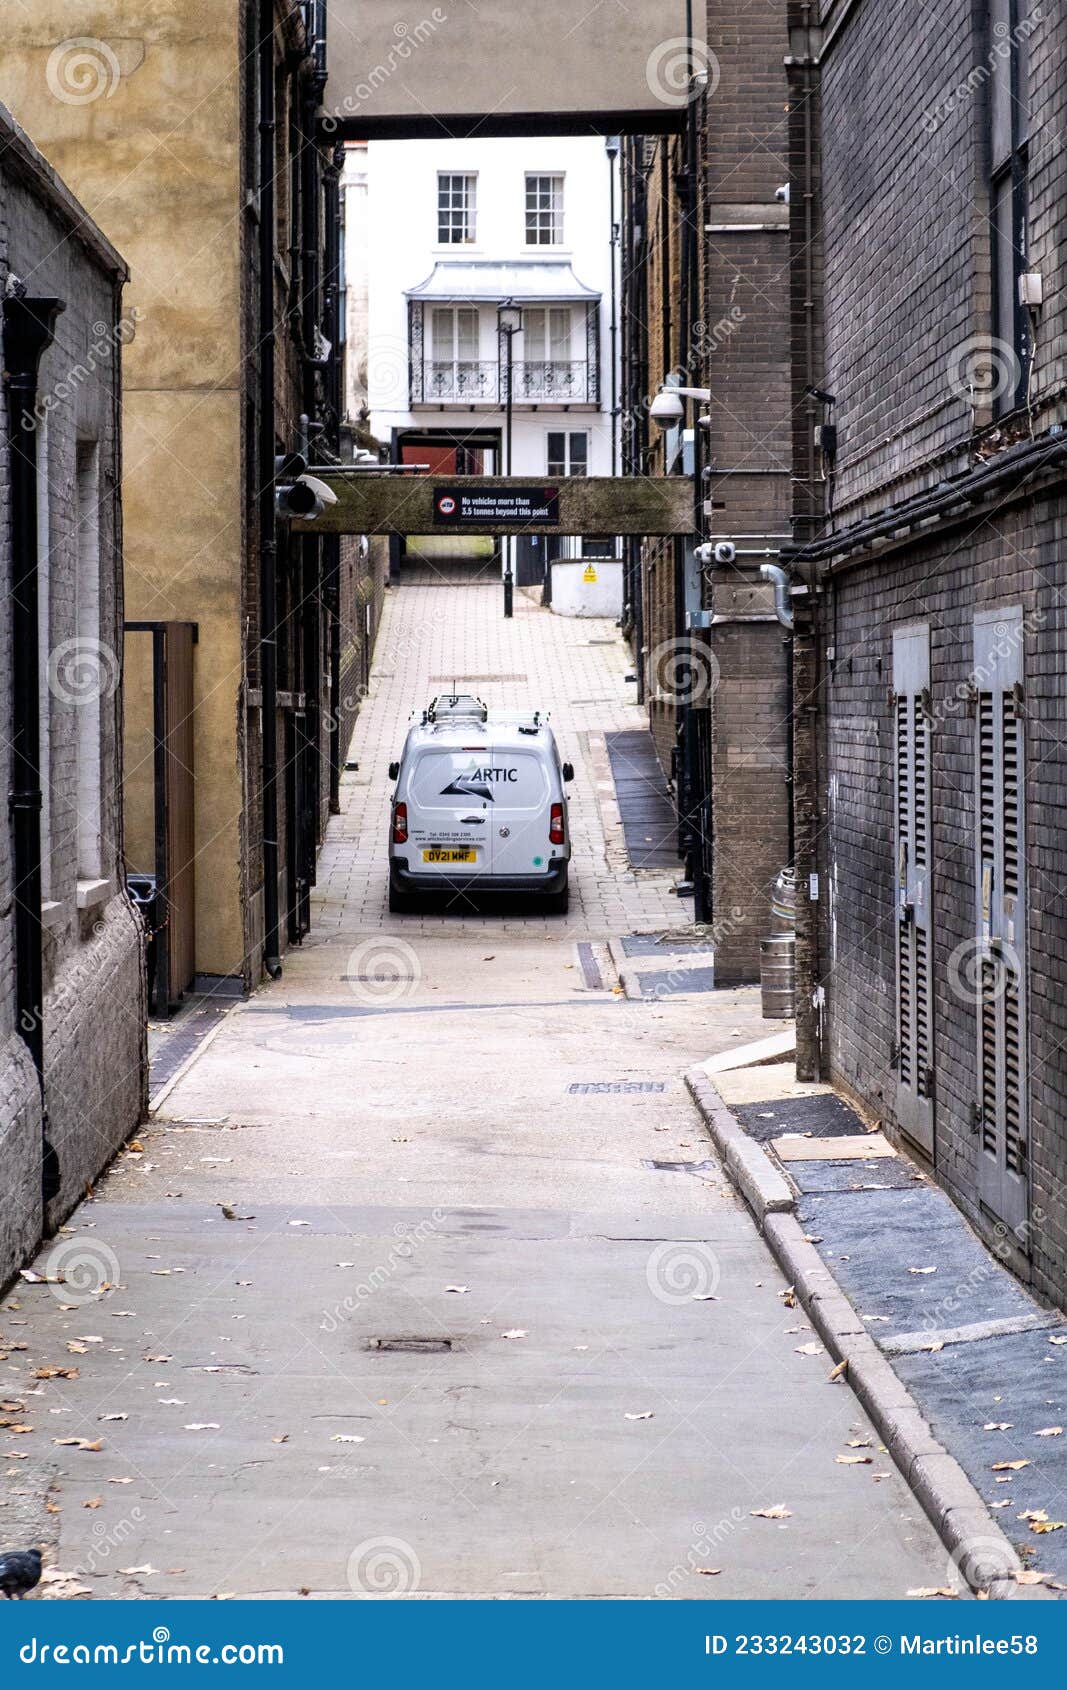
[{"x1": 497, "y1": 299, "x2": 522, "y2": 618}]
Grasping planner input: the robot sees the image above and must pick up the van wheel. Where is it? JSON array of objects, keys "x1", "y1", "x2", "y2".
[
  {"x1": 388, "y1": 881, "x2": 417, "y2": 914},
  {"x1": 543, "y1": 887, "x2": 570, "y2": 916}
]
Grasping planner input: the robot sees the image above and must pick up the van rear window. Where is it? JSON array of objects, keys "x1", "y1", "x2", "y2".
[{"x1": 410, "y1": 750, "x2": 550, "y2": 809}]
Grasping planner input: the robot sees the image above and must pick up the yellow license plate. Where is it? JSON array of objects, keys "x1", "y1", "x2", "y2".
[{"x1": 422, "y1": 848, "x2": 478, "y2": 864}]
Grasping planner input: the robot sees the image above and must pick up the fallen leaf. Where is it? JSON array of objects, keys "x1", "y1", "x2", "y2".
[
  {"x1": 501, "y1": 1329, "x2": 527, "y2": 1340},
  {"x1": 624, "y1": 1411, "x2": 654, "y2": 1421},
  {"x1": 1015, "y1": 1569, "x2": 1051, "y2": 1585},
  {"x1": 920, "y1": 1340, "x2": 945, "y2": 1353},
  {"x1": 1031, "y1": 1519, "x2": 1067, "y2": 1534},
  {"x1": 108, "y1": 1477, "x2": 133, "y2": 1484},
  {"x1": 118, "y1": 1565, "x2": 159, "y2": 1576},
  {"x1": 330, "y1": 1434, "x2": 365, "y2": 1444},
  {"x1": 1034, "y1": 1426, "x2": 1063, "y2": 1437},
  {"x1": 908, "y1": 1266, "x2": 937, "y2": 1275},
  {"x1": 836, "y1": 1454, "x2": 872, "y2": 1465},
  {"x1": 694, "y1": 1567, "x2": 721, "y2": 1576},
  {"x1": 183, "y1": 1424, "x2": 220, "y2": 1432},
  {"x1": 795, "y1": 1341, "x2": 823, "y2": 1356},
  {"x1": 907, "y1": 1587, "x2": 958, "y2": 1600},
  {"x1": 692, "y1": 1293, "x2": 719, "y2": 1302},
  {"x1": 83, "y1": 1498, "x2": 103, "y2": 1509},
  {"x1": 157, "y1": 1399, "x2": 185, "y2": 1406},
  {"x1": 39, "y1": 1568, "x2": 91, "y2": 1597},
  {"x1": 444, "y1": 1286, "x2": 469, "y2": 1294},
  {"x1": 1048, "y1": 1335, "x2": 1067, "y2": 1346},
  {"x1": 984, "y1": 1422, "x2": 1013, "y2": 1431},
  {"x1": 35, "y1": 1366, "x2": 79, "y2": 1380},
  {"x1": 828, "y1": 1358, "x2": 850, "y2": 1382},
  {"x1": 992, "y1": 1459, "x2": 1030, "y2": 1471},
  {"x1": 98, "y1": 1413, "x2": 128, "y2": 1422},
  {"x1": 778, "y1": 1287, "x2": 797, "y2": 1309},
  {"x1": 751, "y1": 1505, "x2": 792, "y2": 1520},
  {"x1": 54, "y1": 1437, "x2": 103, "y2": 1451},
  {"x1": 288, "y1": 1220, "x2": 310, "y2": 1228},
  {"x1": 271, "y1": 1434, "x2": 289, "y2": 1444},
  {"x1": 847, "y1": 1438, "x2": 872, "y2": 1448}
]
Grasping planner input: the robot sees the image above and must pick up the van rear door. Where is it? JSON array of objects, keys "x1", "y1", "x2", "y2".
[
  {"x1": 487, "y1": 746, "x2": 556, "y2": 878},
  {"x1": 405, "y1": 747, "x2": 493, "y2": 875}
]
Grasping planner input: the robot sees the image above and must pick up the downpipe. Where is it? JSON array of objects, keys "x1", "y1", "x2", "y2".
[{"x1": 759, "y1": 561, "x2": 795, "y2": 630}]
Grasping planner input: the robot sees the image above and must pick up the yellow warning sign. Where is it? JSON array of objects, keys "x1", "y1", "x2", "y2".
[{"x1": 583, "y1": 564, "x2": 598, "y2": 583}]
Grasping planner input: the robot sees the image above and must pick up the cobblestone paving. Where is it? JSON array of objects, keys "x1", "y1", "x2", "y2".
[{"x1": 315, "y1": 581, "x2": 688, "y2": 939}]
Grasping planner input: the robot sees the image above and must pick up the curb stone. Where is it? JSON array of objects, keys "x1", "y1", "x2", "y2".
[{"x1": 684, "y1": 1066, "x2": 1053, "y2": 1601}]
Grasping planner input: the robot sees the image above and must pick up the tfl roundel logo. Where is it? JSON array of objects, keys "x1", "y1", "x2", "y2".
[{"x1": 437, "y1": 495, "x2": 457, "y2": 516}]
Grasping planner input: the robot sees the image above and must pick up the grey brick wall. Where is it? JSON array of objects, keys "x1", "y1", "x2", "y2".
[
  {"x1": 809, "y1": 3, "x2": 1067, "y2": 1302},
  {"x1": 0, "y1": 106, "x2": 145, "y2": 1285}
]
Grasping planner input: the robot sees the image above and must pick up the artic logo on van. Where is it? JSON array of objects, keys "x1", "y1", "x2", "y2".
[{"x1": 441, "y1": 767, "x2": 517, "y2": 802}]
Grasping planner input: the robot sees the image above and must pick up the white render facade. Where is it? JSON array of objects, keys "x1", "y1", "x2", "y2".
[{"x1": 343, "y1": 135, "x2": 621, "y2": 578}]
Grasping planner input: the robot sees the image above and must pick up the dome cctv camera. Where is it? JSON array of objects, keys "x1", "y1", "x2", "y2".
[
  {"x1": 649, "y1": 388, "x2": 685, "y2": 429},
  {"x1": 713, "y1": 541, "x2": 737, "y2": 565}
]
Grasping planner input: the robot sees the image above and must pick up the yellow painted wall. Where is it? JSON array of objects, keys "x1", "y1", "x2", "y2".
[{"x1": 3, "y1": 1, "x2": 249, "y2": 979}]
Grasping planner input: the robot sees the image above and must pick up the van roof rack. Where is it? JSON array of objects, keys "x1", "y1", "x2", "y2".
[{"x1": 424, "y1": 692, "x2": 488, "y2": 725}]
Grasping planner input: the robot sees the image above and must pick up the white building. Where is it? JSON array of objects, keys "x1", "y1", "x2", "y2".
[{"x1": 343, "y1": 135, "x2": 621, "y2": 604}]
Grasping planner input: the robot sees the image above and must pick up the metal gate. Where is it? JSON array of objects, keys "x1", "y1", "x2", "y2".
[
  {"x1": 892, "y1": 624, "x2": 935, "y2": 1156},
  {"x1": 973, "y1": 607, "x2": 1029, "y2": 1233},
  {"x1": 123, "y1": 620, "x2": 197, "y2": 1014}
]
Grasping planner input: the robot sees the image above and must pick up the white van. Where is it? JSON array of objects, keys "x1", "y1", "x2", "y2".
[{"x1": 386, "y1": 695, "x2": 573, "y2": 913}]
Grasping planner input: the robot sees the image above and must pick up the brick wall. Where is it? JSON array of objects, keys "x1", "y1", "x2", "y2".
[
  {"x1": 0, "y1": 106, "x2": 144, "y2": 1282},
  {"x1": 703, "y1": 1, "x2": 794, "y2": 977},
  {"x1": 806, "y1": 1, "x2": 1067, "y2": 1301}
]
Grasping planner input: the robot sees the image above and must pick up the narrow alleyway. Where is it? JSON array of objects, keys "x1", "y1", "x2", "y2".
[{"x1": 2, "y1": 586, "x2": 948, "y2": 1599}]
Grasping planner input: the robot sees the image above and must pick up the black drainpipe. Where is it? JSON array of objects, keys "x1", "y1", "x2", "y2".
[
  {"x1": 322, "y1": 139, "x2": 344, "y2": 814},
  {"x1": 4, "y1": 291, "x2": 65, "y2": 1201},
  {"x1": 258, "y1": 7, "x2": 282, "y2": 978}
]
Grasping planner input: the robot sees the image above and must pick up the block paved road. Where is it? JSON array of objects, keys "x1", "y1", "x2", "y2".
[{"x1": 1, "y1": 584, "x2": 949, "y2": 1598}]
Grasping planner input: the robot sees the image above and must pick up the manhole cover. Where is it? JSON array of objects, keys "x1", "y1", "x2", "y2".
[
  {"x1": 567, "y1": 1081, "x2": 666, "y2": 1095},
  {"x1": 368, "y1": 1337, "x2": 453, "y2": 1354}
]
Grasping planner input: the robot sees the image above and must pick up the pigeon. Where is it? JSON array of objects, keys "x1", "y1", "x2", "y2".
[{"x1": 0, "y1": 1549, "x2": 42, "y2": 1600}]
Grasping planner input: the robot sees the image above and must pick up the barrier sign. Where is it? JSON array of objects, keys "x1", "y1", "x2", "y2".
[{"x1": 433, "y1": 486, "x2": 560, "y2": 526}]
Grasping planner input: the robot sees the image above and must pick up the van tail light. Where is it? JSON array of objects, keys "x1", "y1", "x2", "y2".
[
  {"x1": 549, "y1": 802, "x2": 565, "y2": 845},
  {"x1": 392, "y1": 802, "x2": 408, "y2": 844}
]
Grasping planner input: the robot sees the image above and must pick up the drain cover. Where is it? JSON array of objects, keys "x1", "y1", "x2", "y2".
[
  {"x1": 567, "y1": 1081, "x2": 666, "y2": 1095},
  {"x1": 368, "y1": 1337, "x2": 453, "y2": 1354}
]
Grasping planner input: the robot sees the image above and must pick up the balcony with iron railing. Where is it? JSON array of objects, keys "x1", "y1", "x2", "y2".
[{"x1": 414, "y1": 358, "x2": 595, "y2": 407}]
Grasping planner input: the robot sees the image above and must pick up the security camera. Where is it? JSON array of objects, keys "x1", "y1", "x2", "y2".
[
  {"x1": 694, "y1": 540, "x2": 738, "y2": 567},
  {"x1": 275, "y1": 473, "x2": 338, "y2": 522},
  {"x1": 299, "y1": 474, "x2": 338, "y2": 506},
  {"x1": 775, "y1": 183, "x2": 791, "y2": 204},
  {"x1": 649, "y1": 388, "x2": 685, "y2": 428}
]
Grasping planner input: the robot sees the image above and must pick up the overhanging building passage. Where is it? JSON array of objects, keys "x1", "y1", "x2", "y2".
[{"x1": 324, "y1": 1, "x2": 707, "y2": 135}]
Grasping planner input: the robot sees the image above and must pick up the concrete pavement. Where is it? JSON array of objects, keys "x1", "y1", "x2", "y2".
[{"x1": 0, "y1": 584, "x2": 950, "y2": 1598}]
